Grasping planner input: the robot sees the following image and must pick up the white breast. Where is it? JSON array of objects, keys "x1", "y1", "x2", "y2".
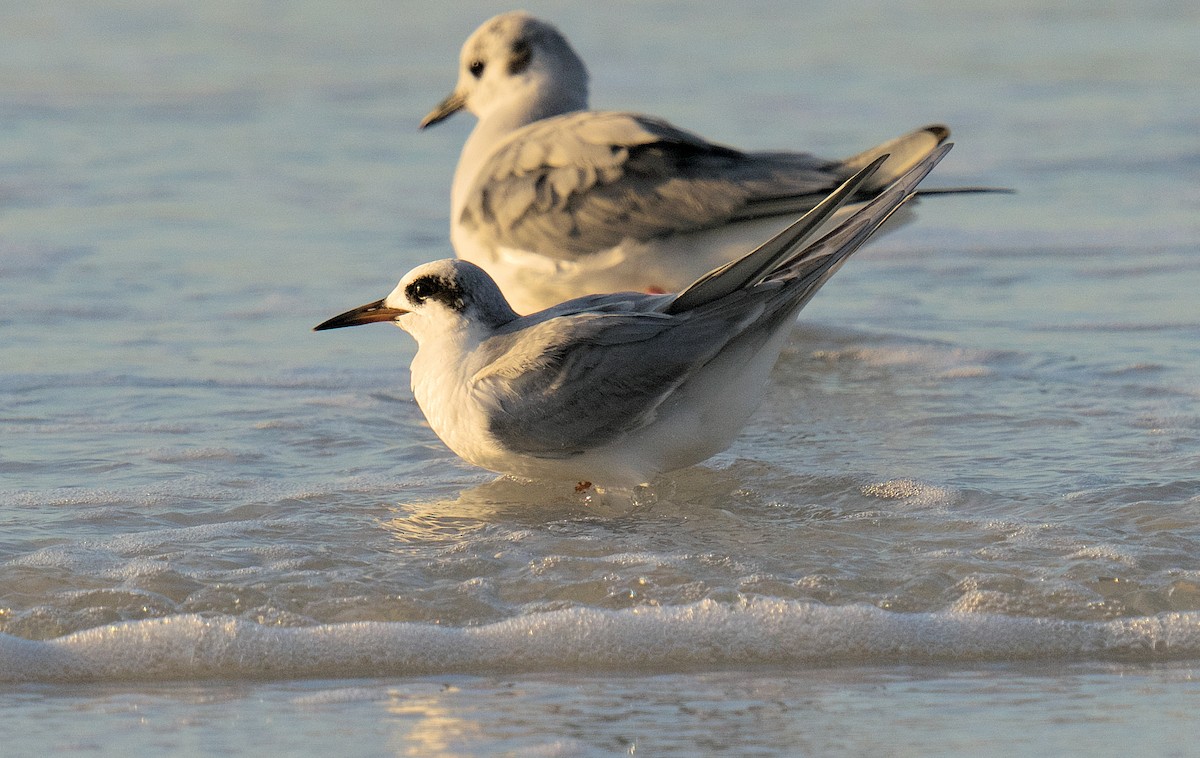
[{"x1": 408, "y1": 335, "x2": 506, "y2": 472}]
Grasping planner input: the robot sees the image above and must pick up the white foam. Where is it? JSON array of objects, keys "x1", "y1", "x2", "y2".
[
  {"x1": 811, "y1": 344, "x2": 1006, "y2": 375},
  {"x1": 143, "y1": 447, "x2": 250, "y2": 464},
  {"x1": 4, "y1": 521, "x2": 257, "y2": 577},
  {"x1": 860, "y1": 479, "x2": 953, "y2": 506},
  {"x1": 2, "y1": 599, "x2": 1198, "y2": 683}
]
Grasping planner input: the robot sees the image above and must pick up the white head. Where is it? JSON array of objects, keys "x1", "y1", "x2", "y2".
[
  {"x1": 313, "y1": 259, "x2": 519, "y2": 343},
  {"x1": 420, "y1": 11, "x2": 589, "y2": 128}
]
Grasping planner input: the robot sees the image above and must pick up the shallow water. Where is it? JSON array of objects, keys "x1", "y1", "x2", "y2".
[
  {"x1": 4, "y1": 665, "x2": 1199, "y2": 756},
  {"x1": 2, "y1": 0, "x2": 1199, "y2": 754}
]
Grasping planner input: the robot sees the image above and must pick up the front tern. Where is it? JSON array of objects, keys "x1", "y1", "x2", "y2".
[{"x1": 315, "y1": 146, "x2": 950, "y2": 489}]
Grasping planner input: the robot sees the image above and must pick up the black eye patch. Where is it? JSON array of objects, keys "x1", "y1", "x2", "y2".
[{"x1": 405, "y1": 274, "x2": 465, "y2": 311}]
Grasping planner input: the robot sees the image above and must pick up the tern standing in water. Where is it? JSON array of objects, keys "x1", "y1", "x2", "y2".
[{"x1": 315, "y1": 147, "x2": 949, "y2": 490}]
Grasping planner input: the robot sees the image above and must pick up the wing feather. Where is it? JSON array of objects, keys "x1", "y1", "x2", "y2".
[
  {"x1": 460, "y1": 111, "x2": 844, "y2": 259},
  {"x1": 470, "y1": 303, "x2": 759, "y2": 457},
  {"x1": 466, "y1": 144, "x2": 955, "y2": 459}
]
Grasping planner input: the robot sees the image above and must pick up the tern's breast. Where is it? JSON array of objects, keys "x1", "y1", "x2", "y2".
[{"x1": 409, "y1": 343, "x2": 505, "y2": 470}]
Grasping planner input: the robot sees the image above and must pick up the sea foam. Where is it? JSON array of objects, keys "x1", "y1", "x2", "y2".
[{"x1": 3, "y1": 599, "x2": 1199, "y2": 683}]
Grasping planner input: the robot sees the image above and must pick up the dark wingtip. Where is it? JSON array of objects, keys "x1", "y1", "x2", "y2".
[
  {"x1": 916, "y1": 186, "x2": 1017, "y2": 196},
  {"x1": 924, "y1": 124, "x2": 952, "y2": 143}
]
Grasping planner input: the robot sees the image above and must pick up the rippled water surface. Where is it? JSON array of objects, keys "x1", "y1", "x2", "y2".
[{"x1": 2, "y1": 0, "x2": 1199, "y2": 754}]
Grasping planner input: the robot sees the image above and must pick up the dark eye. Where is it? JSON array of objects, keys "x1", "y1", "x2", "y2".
[
  {"x1": 468, "y1": 59, "x2": 485, "y2": 78},
  {"x1": 407, "y1": 277, "x2": 439, "y2": 304},
  {"x1": 404, "y1": 273, "x2": 464, "y2": 311}
]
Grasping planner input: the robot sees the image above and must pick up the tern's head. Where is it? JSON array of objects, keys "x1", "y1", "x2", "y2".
[
  {"x1": 314, "y1": 259, "x2": 519, "y2": 341},
  {"x1": 420, "y1": 11, "x2": 589, "y2": 128}
]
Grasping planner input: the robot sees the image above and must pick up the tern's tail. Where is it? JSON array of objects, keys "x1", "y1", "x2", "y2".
[
  {"x1": 765, "y1": 143, "x2": 952, "y2": 316},
  {"x1": 666, "y1": 144, "x2": 950, "y2": 316}
]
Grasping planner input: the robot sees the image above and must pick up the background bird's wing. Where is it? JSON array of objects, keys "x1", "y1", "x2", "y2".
[{"x1": 459, "y1": 111, "x2": 843, "y2": 259}]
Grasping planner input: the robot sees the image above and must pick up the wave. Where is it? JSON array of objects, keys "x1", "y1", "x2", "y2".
[{"x1": 3, "y1": 599, "x2": 1198, "y2": 683}]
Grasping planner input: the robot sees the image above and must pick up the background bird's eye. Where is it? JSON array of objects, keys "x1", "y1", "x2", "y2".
[{"x1": 468, "y1": 59, "x2": 485, "y2": 78}]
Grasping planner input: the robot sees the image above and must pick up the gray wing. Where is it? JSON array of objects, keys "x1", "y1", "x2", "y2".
[
  {"x1": 468, "y1": 144, "x2": 956, "y2": 459},
  {"x1": 469, "y1": 303, "x2": 759, "y2": 457},
  {"x1": 672, "y1": 145, "x2": 954, "y2": 320},
  {"x1": 460, "y1": 110, "x2": 845, "y2": 260},
  {"x1": 664, "y1": 156, "x2": 889, "y2": 314}
]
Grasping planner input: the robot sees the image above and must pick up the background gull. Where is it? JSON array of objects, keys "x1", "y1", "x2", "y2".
[
  {"x1": 316, "y1": 146, "x2": 950, "y2": 489},
  {"x1": 421, "y1": 11, "x2": 994, "y2": 313}
]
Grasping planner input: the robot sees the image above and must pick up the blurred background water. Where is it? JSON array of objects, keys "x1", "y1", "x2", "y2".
[{"x1": 2, "y1": 0, "x2": 1198, "y2": 754}]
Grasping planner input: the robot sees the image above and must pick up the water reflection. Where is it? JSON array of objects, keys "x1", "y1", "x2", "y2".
[
  {"x1": 384, "y1": 685, "x2": 485, "y2": 757},
  {"x1": 378, "y1": 471, "x2": 710, "y2": 543}
]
